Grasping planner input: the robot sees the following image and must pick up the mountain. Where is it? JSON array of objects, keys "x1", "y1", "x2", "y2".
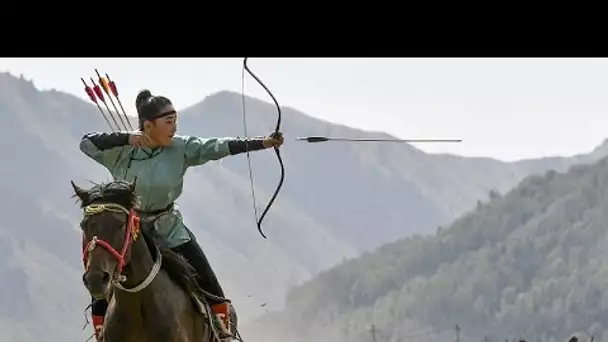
[
  {"x1": 246, "y1": 156, "x2": 608, "y2": 342},
  {"x1": 0, "y1": 71, "x2": 605, "y2": 341}
]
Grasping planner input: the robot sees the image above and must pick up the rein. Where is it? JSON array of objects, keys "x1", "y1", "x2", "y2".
[{"x1": 82, "y1": 203, "x2": 162, "y2": 293}]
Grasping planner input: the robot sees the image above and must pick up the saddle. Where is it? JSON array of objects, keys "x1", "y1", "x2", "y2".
[{"x1": 139, "y1": 221, "x2": 238, "y2": 340}]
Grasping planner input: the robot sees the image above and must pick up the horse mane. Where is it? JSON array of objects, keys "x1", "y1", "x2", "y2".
[
  {"x1": 74, "y1": 179, "x2": 206, "y2": 300},
  {"x1": 74, "y1": 179, "x2": 140, "y2": 210}
]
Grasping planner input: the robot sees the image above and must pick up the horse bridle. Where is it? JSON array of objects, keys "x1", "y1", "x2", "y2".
[
  {"x1": 81, "y1": 203, "x2": 162, "y2": 293},
  {"x1": 81, "y1": 203, "x2": 229, "y2": 341}
]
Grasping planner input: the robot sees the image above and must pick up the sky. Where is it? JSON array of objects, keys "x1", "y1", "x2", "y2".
[{"x1": 1, "y1": 57, "x2": 607, "y2": 162}]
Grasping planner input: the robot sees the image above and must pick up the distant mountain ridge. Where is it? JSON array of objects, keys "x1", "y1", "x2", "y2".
[{"x1": 0, "y1": 71, "x2": 606, "y2": 341}]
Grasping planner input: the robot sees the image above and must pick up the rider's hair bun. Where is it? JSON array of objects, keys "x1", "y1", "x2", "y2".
[
  {"x1": 135, "y1": 89, "x2": 153, "y2": 109},
  {"x1": 135, "y1": 89, "x2": 173, "y2": 130}
]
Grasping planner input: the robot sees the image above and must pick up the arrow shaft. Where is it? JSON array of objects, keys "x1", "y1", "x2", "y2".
[
  {"x1": 95, "y1": 102, "x2": 115, "y2": 130},
  {"x1": 101, "y1": 98, "x2": 120, "y2": 129},
  {"x1": 296, "y1": 136, "x2": 462, "y2": 143},
  {"x1": 114, "y1": 97, "x2": 132, "y2": 130},
  {"x1": 108, "y1": 96, "x2": 127, "y2": 130},
  {"x1": 107, "y1": 95, "x2": 127, "y2": 130}
]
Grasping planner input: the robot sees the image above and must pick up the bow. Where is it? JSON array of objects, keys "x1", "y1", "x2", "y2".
[{"x1": 241, "y1": 57, "x2": 285, "y2": 239}]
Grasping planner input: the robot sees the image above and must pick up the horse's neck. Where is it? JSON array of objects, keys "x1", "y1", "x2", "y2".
[
  {"x1": 114, "y1": 238, "x2": 156, "y2": 301},
  {"x1": 105, "y1": 239, "x2": 170, "y2": 341}
]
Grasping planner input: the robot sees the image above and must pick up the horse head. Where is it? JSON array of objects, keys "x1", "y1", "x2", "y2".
[{"x1": 71, "y1": 178, "x2": 140, "y2": 299}]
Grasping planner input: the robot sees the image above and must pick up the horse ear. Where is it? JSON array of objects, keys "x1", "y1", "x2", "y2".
[
  {"x1": 70, "y1": 181, "x2": 90, "y2": 203},
  {"x1": 128, "y1": 177, "x2": 137, "y2": 193}
]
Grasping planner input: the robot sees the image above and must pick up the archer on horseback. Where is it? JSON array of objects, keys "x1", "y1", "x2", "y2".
[{"x1": 79, "y1": 89, "x2": 284, "y2": 341}]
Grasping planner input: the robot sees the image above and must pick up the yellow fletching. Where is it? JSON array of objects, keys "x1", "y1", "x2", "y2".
[{"x1": 100, "y1": 77, "x2": 110, "y2": 94}]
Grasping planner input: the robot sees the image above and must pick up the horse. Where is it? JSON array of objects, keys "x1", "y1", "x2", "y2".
[{"x1": 71, "y1": 178, "x2": 227, "y2": 342}]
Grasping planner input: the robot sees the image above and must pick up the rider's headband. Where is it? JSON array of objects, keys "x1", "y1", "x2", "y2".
[{"x1": 149, "y1": 109, "x2": 177, "y2": 120}]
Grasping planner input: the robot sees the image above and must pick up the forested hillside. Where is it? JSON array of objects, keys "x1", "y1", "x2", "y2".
[{"x1": 247, "y1": 157, "x2": 608, "y2": 342}]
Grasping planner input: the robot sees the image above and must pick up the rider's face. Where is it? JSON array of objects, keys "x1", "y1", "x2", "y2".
[{"x1": 148, "y1": 105, "x2": 177, "y2": 147}]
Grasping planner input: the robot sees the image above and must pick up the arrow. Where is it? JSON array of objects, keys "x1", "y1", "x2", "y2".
[
  {"x1": 81, "y1": 78, "x2": 116, "y2": 131},
  {"x1": 106, "y1": 72, "x2": 133, "y2": 130},
  {"x1": 296, "y1": 136, "x2": 463, "y2": 143},
  {"x1": 80, "y1": 70, "x2": 133, "y2": 131},
  {"x1": 90, "y1": 77, "x2": 121, "y2": 130},
  {"x1": 95, "y1": 69, "x2": 129, "y2": 131}
]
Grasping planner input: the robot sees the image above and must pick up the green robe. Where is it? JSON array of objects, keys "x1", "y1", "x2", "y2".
[{"x1": 80, "y1": 133, "x2": 234, "y2": 248}]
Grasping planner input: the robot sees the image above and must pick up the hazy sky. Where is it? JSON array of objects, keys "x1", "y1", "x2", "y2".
[{"x1": 2, "y1": 57, "x2": 607, "y2": 161}]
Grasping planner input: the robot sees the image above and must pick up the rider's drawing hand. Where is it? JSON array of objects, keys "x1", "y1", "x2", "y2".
[
  {"x1": 129, "y1": 132, "x2": 155, "y2": 147},
  {"x1": 263, "y1": 132, "x2": 284, "y2": 148}
]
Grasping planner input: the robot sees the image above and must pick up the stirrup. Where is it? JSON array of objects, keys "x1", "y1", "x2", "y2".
[
  {"x1": 92, "y1": 315, "x2": 104, "y2": 341},
  {"x1": 213, "y1": 314, "x2": 233, "y2": 339}
]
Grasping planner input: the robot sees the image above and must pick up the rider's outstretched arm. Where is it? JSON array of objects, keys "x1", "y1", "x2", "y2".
[
  {"x1": 180, "y1": 135, "x2": 267, "y2": 168},
  {"x1": 79, "y1": 131, "x2": 132, "y2": 169}
]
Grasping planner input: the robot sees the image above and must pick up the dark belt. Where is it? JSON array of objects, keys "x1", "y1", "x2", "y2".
[{"x1": 138, "y1": 203, "x2": 174, "y2": 216}]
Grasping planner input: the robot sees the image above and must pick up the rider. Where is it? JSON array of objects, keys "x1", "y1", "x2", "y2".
[{"x1": 79, "y1": 89, "x2": 284, "y2": 341}]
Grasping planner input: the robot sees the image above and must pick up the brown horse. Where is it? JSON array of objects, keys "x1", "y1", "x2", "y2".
[{"x1": 72, "y1": 179, "x2": 227, "y2": 342}]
